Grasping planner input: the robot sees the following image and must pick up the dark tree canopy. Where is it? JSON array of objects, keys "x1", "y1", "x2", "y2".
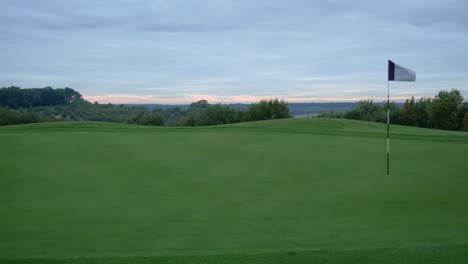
[
  {"x1": 428, "y1": 89, "x2": 464, "y2": 130},
  {"x1": 190, "y1": 100, "x2": 210, "y2": 109},
  {"x1": 0, "y1": 87, "x2": 83, "y2": 108},
  {"x1": 244, "y1": 98, "x2": 291, "y2": 121}
]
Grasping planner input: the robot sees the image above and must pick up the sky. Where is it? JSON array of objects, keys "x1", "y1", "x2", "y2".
[{"x1": 1, "y1": 0, "x2": 467, "y2": 104}]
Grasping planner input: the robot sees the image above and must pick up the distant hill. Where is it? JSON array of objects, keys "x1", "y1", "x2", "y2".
[
  {"x1": 126, "y1": 104, "x2": 190, "y2": 110},
  {"x1": 128, "y1": 102, "x2": 358, "y2": 117}
]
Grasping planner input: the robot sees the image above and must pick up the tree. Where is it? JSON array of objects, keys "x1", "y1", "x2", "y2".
[
  {"x1": 457, "y1": 103, "x2": 468, "y2": 131},
  {"x1": 63, "y1": 87, "x2": 82, "y2": 104},
  {"x1": 0, "y1": 86, "x2": 84, "y2": 108},
  {"x1": 401, "y1": 97, "x2": 415, "y2": 125},
  {"x1": 341, "y1": 100, "x2": 401, "y2": 124},
  {"x1": 271, "y1": 98, "x2": 290, "y2": 119},
  {"x1": 202, "y1": 104, "x2": 240, "y2": 125},
  {"x1": 389, "y1": 96, "x2": 432, "y2": 128},
  {"x1": 388, "y1": 101, "x2": 401, "y2": 124},
  {"x1": 463, "y1": 113, "x2": 468, "y2": 131},
  {"x1": 244, "y1": 98, "x2": 290, "y2": 121},
  {"x1": 128, "y1": 111, "x2": 164, "y2": 126},
  {"x1": 428, "y1": 89, "x2": 463, "y2": 130},
  {"x1": 344, "y1": 100, "x2": 385, "y2": 122},
  {"x1": 412, "y1": 97, "x2": 431, "y2": 128},
  {"x1": 190, "y1": 99, "x2": 210, "y2": 109}
]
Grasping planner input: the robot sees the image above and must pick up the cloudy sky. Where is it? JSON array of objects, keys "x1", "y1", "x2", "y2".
[{"x1": 1, "y1": 0, "x2": 467, "y2": 104}]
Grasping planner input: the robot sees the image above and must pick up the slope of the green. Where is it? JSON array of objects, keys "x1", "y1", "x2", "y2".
[
  {"x1": 2, "y1": 245, "x2": 468, "y2": 264},
  {"x1": 1, "y1": 119, "x2": 468, "y2": 263},
  {"x1": 223, "y1": 117, "x2": 468, "y2": 136}
]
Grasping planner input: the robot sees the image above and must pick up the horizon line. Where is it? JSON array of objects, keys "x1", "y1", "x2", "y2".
[{"x1": 83, "y1": 94, "x2": 417, "y2": 105}]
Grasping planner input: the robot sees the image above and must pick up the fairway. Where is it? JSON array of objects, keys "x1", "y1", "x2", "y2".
[{"x1": 1, "y1": 118, "x2": 468, "y2": 263}]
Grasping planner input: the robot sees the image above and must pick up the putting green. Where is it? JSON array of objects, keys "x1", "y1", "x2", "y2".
[{"x1": 1, "y1": 118, "x2": 468, "y2": 263}]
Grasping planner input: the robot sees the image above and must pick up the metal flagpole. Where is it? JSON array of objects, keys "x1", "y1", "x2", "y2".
[{"x1": 387, "y1": 80, "x2": 390, "y2": 176}]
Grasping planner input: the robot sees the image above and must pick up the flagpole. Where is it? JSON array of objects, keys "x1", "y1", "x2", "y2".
[
  {"x1": 387, "y1": 80, "x2": 390, "y2": 176},
  {"x1": 386, "y1": 59, "x2": 415, "y2": 176}
]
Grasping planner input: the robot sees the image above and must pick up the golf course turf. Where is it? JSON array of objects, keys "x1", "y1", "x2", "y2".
[{"x1": 1, "y1": 118, "x2": 468, "y2": 263}]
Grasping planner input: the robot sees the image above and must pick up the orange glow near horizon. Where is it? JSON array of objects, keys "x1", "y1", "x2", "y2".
[{"x1": 84, "y1": 94, "x2": 411, "y2": 104}]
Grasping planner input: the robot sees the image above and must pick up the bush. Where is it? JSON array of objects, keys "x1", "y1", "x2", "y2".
[
  {"x1": 0, "y1": 107, "x2": 43, "y2": 126},
  {"x1": 128, "y1": 111, "x2": 165, "y2": 126},
  {"x1": 244, "y1": 98, "x2": 290, "y2": 121}
]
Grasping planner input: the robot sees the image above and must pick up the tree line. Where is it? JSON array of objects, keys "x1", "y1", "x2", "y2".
[
  {"x1": 320, "y1": 89, "x2": 468, "y2": 131},
  {"x1": 0, "y1": 87, "x2": 291, "y2": 126},
  {"x1": 128, "y1": 98, "x2": 291, "y2": 126}
]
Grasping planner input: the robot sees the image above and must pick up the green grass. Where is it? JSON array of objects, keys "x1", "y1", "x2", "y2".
[{"x1": 1, "y1": 118, "x2": 468, "y2": 263}]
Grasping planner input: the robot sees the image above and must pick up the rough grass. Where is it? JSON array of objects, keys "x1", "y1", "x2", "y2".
[{"x1": 1, "y1": 118, "x2": 468, "y2": 263}]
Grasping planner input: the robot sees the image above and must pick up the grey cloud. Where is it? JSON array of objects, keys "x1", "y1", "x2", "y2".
[
  {"x1": 0, "y1": 0, "x2": 467, "y2": 102},
  {"x1": 3, "y1": 0, "x2": 468, "y2": 33},
  {"x1": 409, "y1": 4, "x2": 468, "y2": 29},
  {"x1": 136, "y1": 22, "x2": 243, "y2": 32},
  {"x1": 0, "y1": 0, "x2": 250, "y2": 32},
  {"x1": 297, "y1": 0, "x2": 468, "y2": 31}
]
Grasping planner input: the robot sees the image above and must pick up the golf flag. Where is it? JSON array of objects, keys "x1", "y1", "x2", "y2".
[
  {"x1": 388, "y1": 60, "x2": 416, "y2": 82},
  {"x1": 386, "y1": 59, "x2": 416, "y2": 176}
]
